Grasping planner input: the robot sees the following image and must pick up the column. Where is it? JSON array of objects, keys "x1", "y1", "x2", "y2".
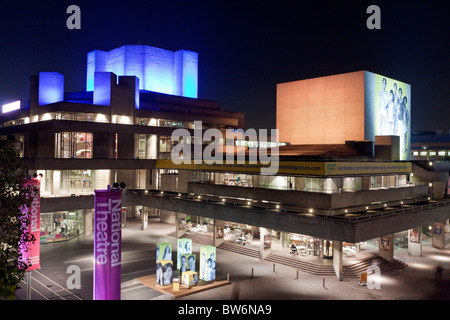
[
  {"x1": 213, "y1": 219, "x2": 225, "y2": 247},
  {"x1": 259, "y1": 228, "x2": 272, "y2": 260},
  {"x1": 407, "y1": 227, "x2": 422, "y2": 256},
  {"x1": 176, "y1": 212, "x2": 187, "y2": 238},
  {"x1": 432, "y1": 222, "x2": 446, "y2": 249},
  {"x1": 379, "y1": 234, "x2": 394, "y2": 262},
  {"x1": 333, "y1": 240, "x2": 343, "y2": 281},
  {"x1": 84, "y1": 209, "x2": 93, "y2": 236},
  {"x1": 141, "y1": 207, "x2": 148, "y2": 230}
]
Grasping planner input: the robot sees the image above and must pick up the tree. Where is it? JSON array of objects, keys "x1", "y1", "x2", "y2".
[{"x1": 0, "y1": 139, "x2": 38, "y2": 300}]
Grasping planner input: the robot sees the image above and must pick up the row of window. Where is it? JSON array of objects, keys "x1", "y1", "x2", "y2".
[{"x1": 412, "y1": 150, "x2": 450, "y2": 157}]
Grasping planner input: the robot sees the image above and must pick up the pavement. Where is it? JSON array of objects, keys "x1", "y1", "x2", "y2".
[{"x1": 14, "y1": 218, "x2": 450, "y2": 302}]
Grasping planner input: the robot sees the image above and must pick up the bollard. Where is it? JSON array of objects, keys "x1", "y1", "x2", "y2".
[
  {"x1": 273, "y1": 263, "x2": 276, "y2": 273},
  {"x1": 323, "y1": 277, "x2": 326, "y2": 288},
  {"x1": 251, "y1": 268, "x2": 254, "y2": 279},
  {"x1": 227, "y1": 273, "x2": 230, "y2": 282},
  {"x1": 296, "y1": 269, "x2": 299, "y2": 280}
]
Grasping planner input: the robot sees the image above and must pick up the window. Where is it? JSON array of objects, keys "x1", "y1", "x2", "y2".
[
  {"x1": 420, "y1": 151, "x2": 427, "y2": 156},
  {"x1": 438, "y1": 151, "x2": 446, "y2": 156},
  {"x1": 412, "y1": 151, "x2": 419, "y2": 156},
  {"x1": 55, "y1": 132, "x2": 93, "y2": 158}
]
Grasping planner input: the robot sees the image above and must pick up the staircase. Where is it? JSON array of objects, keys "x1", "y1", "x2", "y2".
[
  {"x1": 217, "y1": 242, "x2": 261, "y2": 259},
  {"x1": 168, "y1": 232, "x2": 408, "y2": 278},
  {"x1": 263, "y1": 253, "x2": 336, "y2": 276},
  {"x1": 343, "y1": 256, "x2": 408, "y2": 278},
  {"x1": 167, "y1": 231, "x2": 214, "y2": 246}
]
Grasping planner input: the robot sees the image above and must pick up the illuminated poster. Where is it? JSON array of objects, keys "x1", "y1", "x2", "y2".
[
  {"x1": 365, "y1": 72, "x2": 411, "y2": 160},
  {"x1": 177, "y1": 238, "x2": 192, "y2": 269},
  {"x1": 380, "y1": 237, "x2": 390, "y2": 251},
  {"x1": 409, "y1": 228, "x2": 421, "y2": 243},
  {"x1": 93, "y1": 187, "x2": 122, "y2": 300},
  {"x1": 156, "y1": 243, "x2": 172, "y2": 263},
  {"x1": 156, "y1": 260, "x2": 173, "y2": 286},
  {"x1": 19, "y1": 178, "x2": 41, "y2": 271},
  {"x1": 433, "y1": 223, "x2": 443, "y2": 235},
  {"x1": 199, "y1": 246, "x2": 216, "y2": 281}
]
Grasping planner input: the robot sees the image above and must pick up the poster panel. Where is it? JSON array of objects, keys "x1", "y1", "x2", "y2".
[
  {"x1": 380, "y1": 237, "x2": 391, "y2": 251},
  {"x1": 433, "y1": 223, "x2": 443, "y2": 235},
  {"x1": 19, "y1": 178, "x2": 41, "y2": 271},
  {"x1": 93, "y1": 188, "x2": 122, "y2": 300},
  {"x1": 409, "y1": 228, "x2": 421, "y2": 243},
  {"x1": 182, "y1": 271, "x2": 198, "y2": 286},
  {"x1": 156, "y1": 243, "x2": 172, "y2": 263},
  {"x1": 199, "y1": 246, "x2": 216, "y2": 281},
  {"x1": 180, "y1": 254, "x2": 196, "y2": 273},
  {"x1": 176, "y1": 238, "x2": 192, "y2": 269},
  {"x1": 156, "y1": 260, "x2": 173, "y2": 286}
]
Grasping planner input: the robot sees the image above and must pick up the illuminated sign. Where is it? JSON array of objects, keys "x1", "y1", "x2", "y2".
[
  {"x1": 156, "y1": 159, "x2": 411, "y2": 176},
  {"x1": 86, "y1": 45, "x2": 198, "y2": 98},
  {"x1": 2, "y1": 100, "x2": 21, "y2": 113},
  {"x1": 93, "y1": 187, "x2": 122, "y2": 300}
]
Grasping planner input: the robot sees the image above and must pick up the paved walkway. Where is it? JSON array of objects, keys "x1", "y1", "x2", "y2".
[{"x1": 121, "y1": 220, "x2": 450, "y2": 300}]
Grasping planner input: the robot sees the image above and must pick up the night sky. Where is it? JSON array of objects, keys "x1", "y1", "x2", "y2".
[{"x1": 0, "y1": 1, "x2": 448, "y2": 132}]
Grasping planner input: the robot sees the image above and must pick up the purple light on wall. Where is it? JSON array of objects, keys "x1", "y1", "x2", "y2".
[{"x1": 94, "y1": 187, "x2": 122, "y2": 300}]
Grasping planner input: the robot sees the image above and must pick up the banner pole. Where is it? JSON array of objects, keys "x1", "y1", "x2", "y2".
[{"x1": 26, "y1": 271, "x2": 31, "y2": 300}]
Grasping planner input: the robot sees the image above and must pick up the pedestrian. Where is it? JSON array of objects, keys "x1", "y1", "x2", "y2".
[
  {"x1": 231, "y1": 281, "x2": 241, "y2": 300},
  {"x1": 435, "y1": 264, "x2": 443, "y2": 282}
]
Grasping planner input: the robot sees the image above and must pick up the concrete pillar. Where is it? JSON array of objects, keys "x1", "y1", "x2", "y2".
[
  {"x1": 259, "y1": 227, "x2": 272, "y2": 260},
  {"x1": 362, "y1": 176, "x2": 371, "y2": 190},
  {"x1": 176, "y1": 212, "x2": 187, "y2": 238},
  {"x1": 332, "y1": 240, "x2": 343, "y2": 281},
  {"x1": 407, "y1": 227, "x2": 422, "y2": 256},
  {"x1": 141, "y1": 208, "x2": 148, "y2": 230},
  {"x1": 146, "y1": 134, "x2": 157, "y2": 159},
  {"x1": 213, "y1": 219, "x2": 225, "y2": 247},
  {"x1": 379, "y1": 234, "x2": 394, "y2": 262},
  {"x1": 432, "y1": 222, "x2": 446, "y2": 249},
  {"x1": 84, "y1": 209, "x2": 93, "y2": 236}
]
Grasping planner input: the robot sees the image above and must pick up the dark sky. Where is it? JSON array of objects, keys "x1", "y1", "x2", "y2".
[{"x1": 0, "y1": 0, "x2": 448, "y2": 132}]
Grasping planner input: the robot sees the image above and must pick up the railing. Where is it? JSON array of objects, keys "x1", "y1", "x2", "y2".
[
  {"x1": 127, "y1": 188, "x2": 449, "y2": 224},
  {"x1": 191, "y1": 180, "x2": 426, "y2": 194}
]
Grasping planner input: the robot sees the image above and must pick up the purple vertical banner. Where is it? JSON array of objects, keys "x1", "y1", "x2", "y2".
[
  {"x1": 94, "y1": 187, "x2": 122, "y2": 300},
  {"x1": 19, "y1": 178, "x2": 41, "y2": 271}
]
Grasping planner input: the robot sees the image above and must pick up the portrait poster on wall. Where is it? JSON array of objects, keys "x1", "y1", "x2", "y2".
[
  {"x1": 433, "y1": 223, "x2": 443, "y2": 235},
  {"x1": 199, "y1": 246, "x2": 216, "y2": 281},
  {"x1": 380, "y1": 237, "x2": 390, "y2": 251},
  {"x1": 409, "y1": 228, "x2": 421, "y2": 243}
]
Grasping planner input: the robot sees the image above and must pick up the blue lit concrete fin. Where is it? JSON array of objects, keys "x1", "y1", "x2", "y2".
[
  {"x1": 39, "y1": 72, "x2": 64, "y2": 105},
  {"x1": 93, "y1": 72, "x2": 116, "y2": 105}
]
